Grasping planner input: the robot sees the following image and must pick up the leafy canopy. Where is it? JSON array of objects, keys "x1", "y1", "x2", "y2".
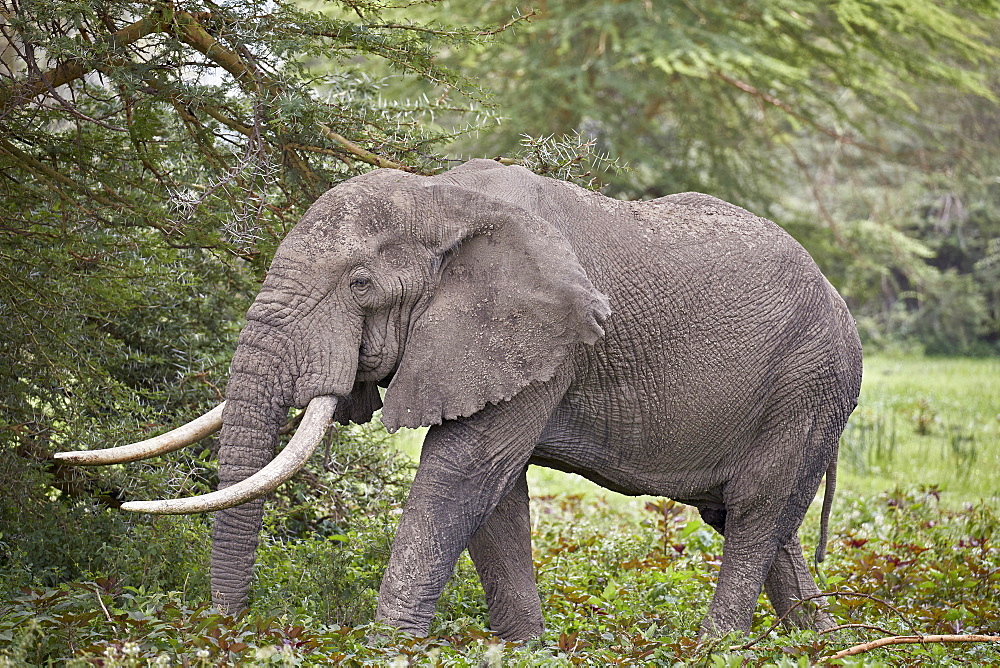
[
  {"x1": 442, "y1": 0, "x2": 998, "y2": 200},
  {"x1": 435, "y1": 0, "x2": 1000, "y2": 353}
]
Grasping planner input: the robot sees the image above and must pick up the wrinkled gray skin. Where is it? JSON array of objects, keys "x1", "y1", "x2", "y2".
[{"x1": 212, "y1": 160, "x2": 862, "y2": 640}]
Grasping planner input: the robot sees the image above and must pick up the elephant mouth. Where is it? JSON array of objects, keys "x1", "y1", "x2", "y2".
[
  {"x1": 53, "y1": 396, "x2": 340, "y2": 515},
  {"x1": 356, "y1": 338, "x2": 400, "y2": 382}
]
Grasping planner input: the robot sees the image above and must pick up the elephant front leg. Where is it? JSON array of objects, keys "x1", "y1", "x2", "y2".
[
  {"x1": 375, "y1": 374, "x2": 571, "y2": 637},
  {"x1": 375, "y1": 450, "x2": 534, "y2": 636},
  {"x1": 468, "y1": 469, "x2": 543, "y2": 641},
  {"x1": 374, "y1": 486, "x2": 464, "y2": 635}
]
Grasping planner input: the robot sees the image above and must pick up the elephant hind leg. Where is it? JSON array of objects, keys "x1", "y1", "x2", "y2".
[
  {"x1": 699, "y1": 415, "x2": 835, "y2": 636},
  {"x1": 697, "y1": 508, "x2": 834, "y2": 631},
  {"x1": 764, "y1": 535, "x2": 835, "y2": 630}
]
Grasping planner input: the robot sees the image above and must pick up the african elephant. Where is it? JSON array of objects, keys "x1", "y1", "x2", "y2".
[{"x1": 57, "y1": 159, "x2": 862, "y2": 640}]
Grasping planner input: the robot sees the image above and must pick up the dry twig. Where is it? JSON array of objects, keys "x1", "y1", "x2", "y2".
[
  {"x1": 93, "y1": 587, "x2": 114, "y2": 623},
  {"x1": 730, "y1": 589, "x2": 1000, "y2": 663},
  {"x1": 733, "y1": 590, "x2": 917, "y2": 651}
]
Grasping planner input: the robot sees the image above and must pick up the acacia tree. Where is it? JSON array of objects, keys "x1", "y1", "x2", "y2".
[
  {"x1": 0, "y1": 0, "x2": 495, "y2": 590},
  {"x1": 443, "y1": 1, "x2": 998, "y2": 198}
]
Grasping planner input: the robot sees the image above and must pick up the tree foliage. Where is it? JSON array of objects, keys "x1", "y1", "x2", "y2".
[{"x1": 440, "y1": 0, "x2": 998, "y2": 197}]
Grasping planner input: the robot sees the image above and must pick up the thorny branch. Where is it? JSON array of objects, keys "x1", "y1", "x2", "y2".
[
  {"x1": 371, "y1": 9, "x2": 537, "y2": 37},
  {"x1": 318, "y1": 124, "x2": 416, "y2": 172},
  {"x1": 0, "y1": 6, "x2": 430, "y2": 181},
  {"x1": 0, "y1": 8, "x2": 193, "y2": 115}
]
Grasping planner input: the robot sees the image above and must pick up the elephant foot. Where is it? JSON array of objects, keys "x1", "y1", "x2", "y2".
[
  {"x1": 488, "y1": 612, "x2": 544, "y2": 642},
  {"x1": 772, "y1": 604, "x2": 836, "y2": 634},
  {"x1": 697, "y1": 612, "x2": 750, "y2": 640}
]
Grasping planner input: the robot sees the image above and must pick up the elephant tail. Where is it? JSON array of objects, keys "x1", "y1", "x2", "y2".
[{"x1": 815, "y1": 454, "x2": 838, "y2": 564}]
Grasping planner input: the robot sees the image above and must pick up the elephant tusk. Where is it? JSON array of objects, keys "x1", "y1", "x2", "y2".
[
  {"x1": 120, "y1": 395, "x2": 337, "y2": 515},
  {"x1": 53, "y1": 403, "x2": 227, "y2": 465}
]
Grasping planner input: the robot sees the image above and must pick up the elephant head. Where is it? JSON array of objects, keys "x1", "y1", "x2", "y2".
[{"x1": 57, "y1": 160, "x2": 611, "y2": 612}]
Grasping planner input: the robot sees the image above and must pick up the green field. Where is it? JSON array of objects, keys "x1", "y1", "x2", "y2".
[{"x1": 838, "y1": 356, "x2": 1000, "y2": 503}]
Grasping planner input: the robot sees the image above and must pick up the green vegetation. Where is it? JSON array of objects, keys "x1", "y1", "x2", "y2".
[
  {"x1": 432, "y1": 0, "x2": 1000, "y2": 356},
  {"x1": 2, "y1": 356, "x2": 998, "y2": 665},
  {"x1": 0, "y1": 486, "x2": 997, "y2": 665},
  {"x1": 841, "y1": 356, "x2": 1000, "y2": 502}
]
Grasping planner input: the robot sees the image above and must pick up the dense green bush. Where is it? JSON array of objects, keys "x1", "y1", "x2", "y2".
[
  {"x1": 0, "y1": 420, "x2": 412, "y2": 617},
  {"x1": 0, "y1": 441, "x2": 216, "y2": 598}
]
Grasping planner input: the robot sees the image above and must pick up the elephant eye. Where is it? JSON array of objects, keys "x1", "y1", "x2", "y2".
[{"x1": 350, "y1": 274, "x2": 373, "y2": 293}]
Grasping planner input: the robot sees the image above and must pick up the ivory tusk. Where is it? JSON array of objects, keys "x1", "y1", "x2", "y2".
[
  {"x1": 53, "y1": 403, "x2": 226, "y2": 465},
  {"x1": 120, "y1": 395, "x2": 337, "y2": 515}
]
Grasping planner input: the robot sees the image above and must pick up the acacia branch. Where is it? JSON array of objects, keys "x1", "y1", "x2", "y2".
[
  {"x1": 0, "y1": 9, "x2": 169, "y2": 114},
  {"x1": 169, "y1": 11, "x2": 264, "y2": 94},
  {"x1": 2, "y1": 6, "x2": 420, "y2": 191},
  {"x1": 714, "y1": 70, "x2": 883, "y2": 154},
  {"x1": 822, "y1": 634, "x2": 1000, "y2": 662},
  {"x1": 318, "y1": 124, "x2": 415, "y2": 172},
  {"x1": 372, "y1": 9, "x2": 537, "y2": 37},
  {"x1": 0, "y1": 135, "x2": 141, "y2": 216}
]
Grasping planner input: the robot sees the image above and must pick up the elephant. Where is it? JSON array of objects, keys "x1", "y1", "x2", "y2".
[{"x1": 56, "y1": 159, "x2": 862, "y2": 640}]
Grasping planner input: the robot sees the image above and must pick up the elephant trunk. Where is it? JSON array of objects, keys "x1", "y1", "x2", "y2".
[
  {"x1": 203, "y1": 318, "x2": 345, "y2": 612},
  {"x1": 210, "y1": 353, "x2": 288, "y2": 613},
  {"x1": 211, "y1": 394, "x2": 287, "y2": 613}
]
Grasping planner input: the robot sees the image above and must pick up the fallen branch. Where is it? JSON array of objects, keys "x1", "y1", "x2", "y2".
[
  {"x1": 733, "y1": 590, "x2": 918, "y2": 651},
  {"x1": 818, "y1": 622, "x2": 899, "y2": 637},
  {"x1": 822, "y1": 634, "x2": 1000, "y2": 662}
]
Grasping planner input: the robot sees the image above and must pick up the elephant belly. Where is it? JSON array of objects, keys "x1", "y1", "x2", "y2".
[{"x1": 531, "y1": 399, "x2": 742, "y2": 500}]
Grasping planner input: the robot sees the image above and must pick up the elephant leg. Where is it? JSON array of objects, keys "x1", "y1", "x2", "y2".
[
  {"x1": 697, "y1": 508, "x2": 833, "y2": 631},
  {"x1": 375, "y1": 371, "x2": 571, "y2": 637},
  {"x1": 699, "y1": 501, "x2": 784, "y2": 636},
  {"x1": 467, "y1": 468, "x2": 543, "y2": 640},
  {"x1": 699, "y1": 415, "x2": 834, "y2": 636},
  {"x1": 763, "y1": 535, "x2": 835, "y2": 630}
]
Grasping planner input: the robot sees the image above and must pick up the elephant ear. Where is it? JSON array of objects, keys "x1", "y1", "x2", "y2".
[{"x1": 381, "y1": 189, "x2": 611, "y2": 431}]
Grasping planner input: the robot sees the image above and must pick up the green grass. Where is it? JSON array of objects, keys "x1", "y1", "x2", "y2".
[{"x1": 839, "y1": 355, "x2": 1000, "y2": 504}]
